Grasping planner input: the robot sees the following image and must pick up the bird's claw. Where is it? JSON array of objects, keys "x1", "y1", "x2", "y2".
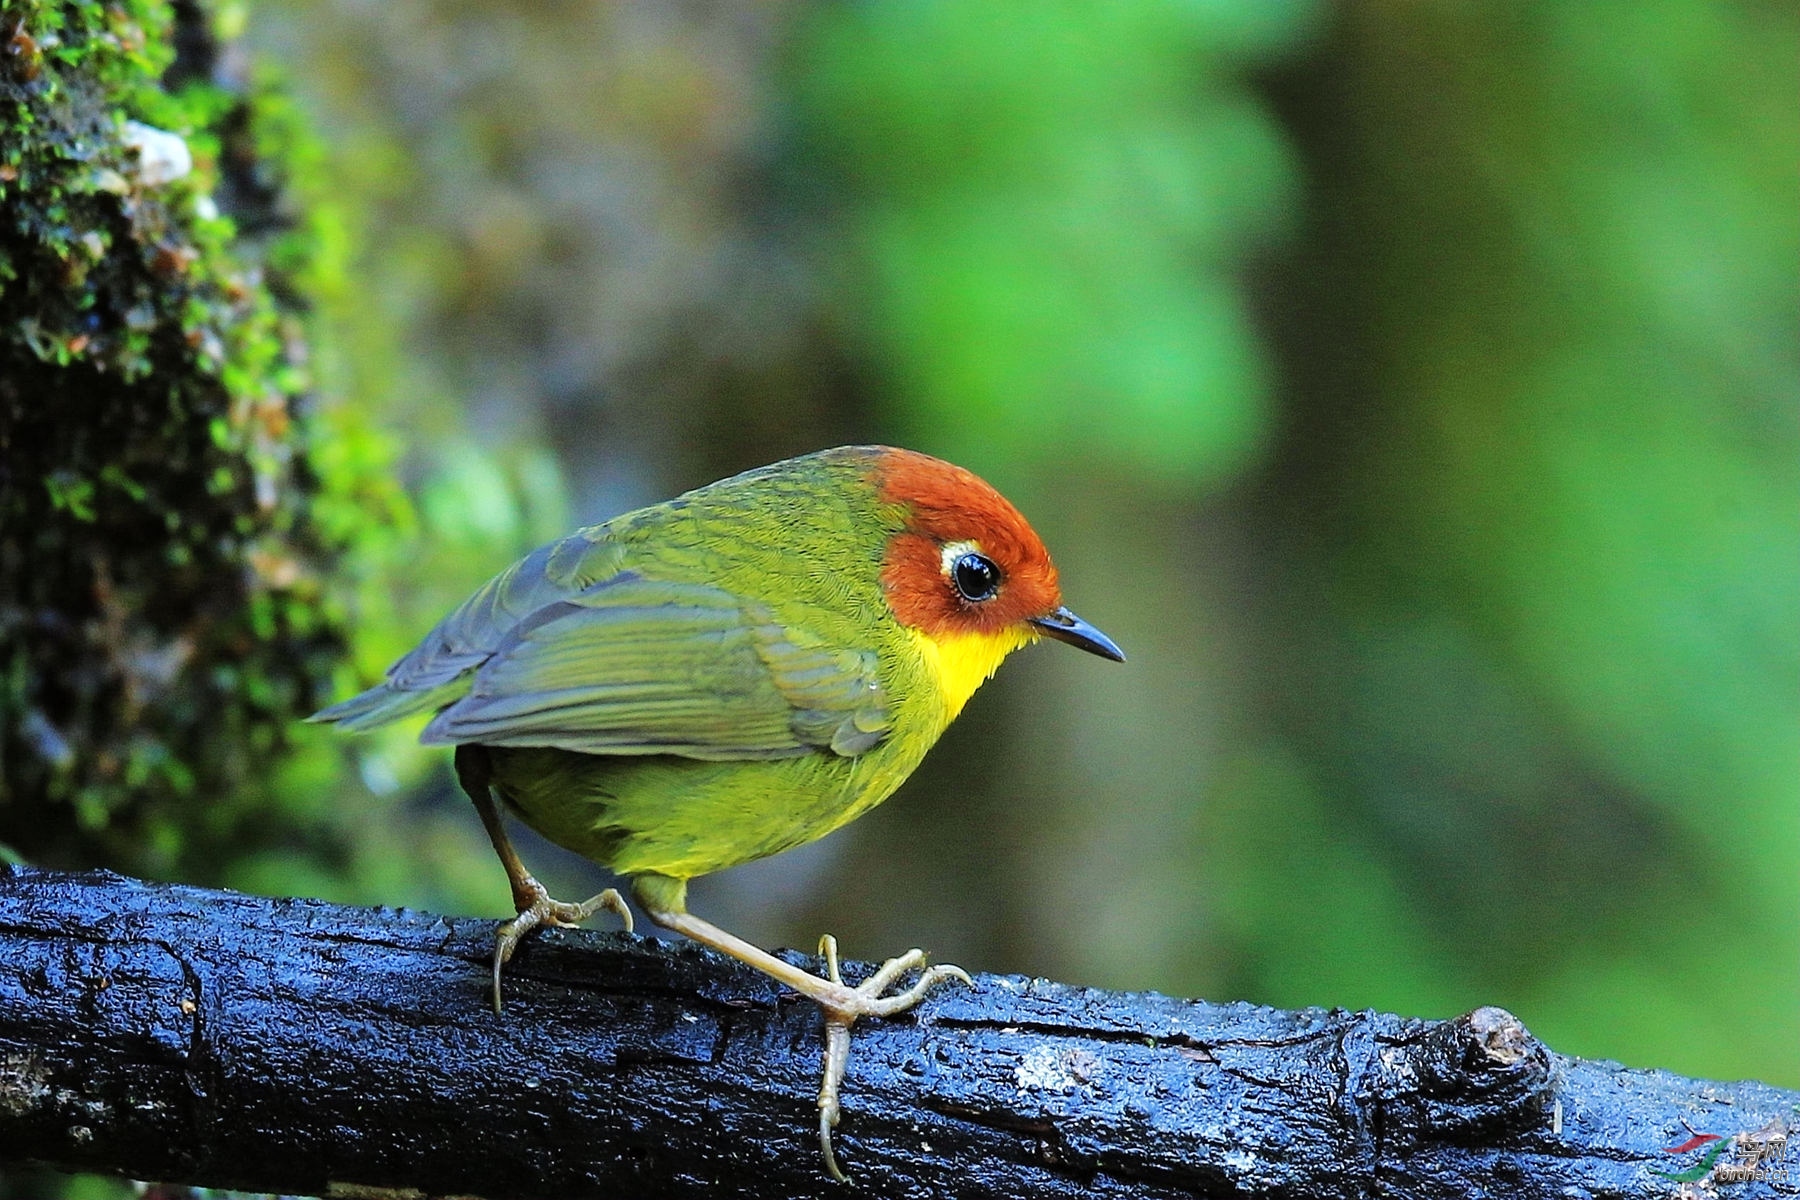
[
  {"x1": 490, "y1": 877, "x2": 632, "y2": 1013},
  {"x1": 812, "y1": 935, "x2": 974, "y2": 1183}
]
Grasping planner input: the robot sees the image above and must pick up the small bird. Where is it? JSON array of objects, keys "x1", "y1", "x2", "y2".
[{"x1": 310, "y1": 445, "x2": 1123, "y2": 1177}]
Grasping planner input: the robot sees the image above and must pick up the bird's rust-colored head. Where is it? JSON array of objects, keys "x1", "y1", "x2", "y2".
[{"x1": 868, "y1": 448, "x2": 1122, "y2": 718}]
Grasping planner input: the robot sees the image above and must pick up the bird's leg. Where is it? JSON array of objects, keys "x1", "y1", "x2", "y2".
[
  {"x1": 453, "y1": 746, "x2": 632, "y2": 1012},
  {"x1": 633, "y1": 874, "x2": 973, "y2": 1182}
]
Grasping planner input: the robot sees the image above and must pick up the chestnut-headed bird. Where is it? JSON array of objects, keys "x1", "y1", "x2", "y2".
[{"x1": 311, "y1": 445, "x2": 1124, "y2": 1177}]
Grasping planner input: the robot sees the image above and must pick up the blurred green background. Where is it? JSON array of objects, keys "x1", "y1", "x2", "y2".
[
  {"x1": 251, "y1": 0, "x2": 1796, "y2": 1085},
  {"x1": 21, "y1": 0, "x2": 1799, "y2": 1121}
]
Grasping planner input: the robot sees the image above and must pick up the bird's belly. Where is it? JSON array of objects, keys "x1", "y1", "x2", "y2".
[{"x1": 485, "y1": 743, "x2": 924, "y2": 881}]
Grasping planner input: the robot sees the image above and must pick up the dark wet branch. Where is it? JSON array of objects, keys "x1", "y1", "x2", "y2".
[{"x1": 0, "y1": 867, "x2": 1792, "y2": 1199}]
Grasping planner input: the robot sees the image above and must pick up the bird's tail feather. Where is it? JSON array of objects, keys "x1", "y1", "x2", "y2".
[{"x1": 307, "y1": 680, "x2": 458, "y2": 731}]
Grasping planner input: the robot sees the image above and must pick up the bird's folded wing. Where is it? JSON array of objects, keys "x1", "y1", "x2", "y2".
[
  {"x1": 418, "y1": 573, "x2": 892, "y2": 760},
  {"x1": 389, "y1": 532, "x2": 629, "y2": 692}
]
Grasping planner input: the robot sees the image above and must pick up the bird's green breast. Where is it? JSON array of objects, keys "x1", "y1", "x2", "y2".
[
  {"x1": 487, "y1": 709, "x2": 933, "y2": 880},
  {"x1": 487, "y1": 629, "x2": 946, "y2": 879}
]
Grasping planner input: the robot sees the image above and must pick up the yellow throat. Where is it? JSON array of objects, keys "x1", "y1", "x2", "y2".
[{"x1": 907, "y1": 623, "x2": 1036, "y2": 723}]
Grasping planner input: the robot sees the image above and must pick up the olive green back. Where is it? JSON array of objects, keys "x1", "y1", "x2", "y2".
[{"x1": 312, "y1": 445, "x2": 928, "y2": 768}]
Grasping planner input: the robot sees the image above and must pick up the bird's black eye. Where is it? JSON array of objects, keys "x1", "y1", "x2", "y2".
[{"x1": 951, "y1": 552, "x2": 1001, "y2": 603}]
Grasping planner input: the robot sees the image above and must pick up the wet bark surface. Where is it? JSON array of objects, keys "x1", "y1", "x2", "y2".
[{"x1": 0, "y1": 866, "x2": 1792, "y2": 1198}]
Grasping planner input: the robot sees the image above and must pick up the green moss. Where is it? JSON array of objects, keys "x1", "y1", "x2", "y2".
[{"x1": 0, "y1": 0, "x2": 400, "y2": 881}]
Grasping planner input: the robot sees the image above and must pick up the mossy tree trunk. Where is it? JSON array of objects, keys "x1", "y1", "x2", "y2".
[{"x1": 0, "y1": 0, "x2": 358, "y2": 877}]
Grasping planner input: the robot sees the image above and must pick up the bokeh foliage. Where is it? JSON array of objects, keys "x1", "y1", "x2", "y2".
[
  {"x1": 1239, "y1": 0, "x2": 1799, "y2": 1082},
  {"x1": 795, "y1": 0, "x2": 1310, "y2": 485}
]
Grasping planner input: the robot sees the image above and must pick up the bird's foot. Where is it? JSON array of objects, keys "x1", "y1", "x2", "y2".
[
  {"x1": 491, "y1": 876, "x2": 633, "y2": 1013},
  {"x1": 635, "y1": 901, "x2": 974, "y2": 1181},
  {"x1": 811, "y1": 934, "x2": 974, "y2": 1183}
]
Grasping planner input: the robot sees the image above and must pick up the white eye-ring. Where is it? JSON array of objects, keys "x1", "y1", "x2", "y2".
[{"x1": 939, "y1": 540, "x2": 981, "y2": 577}]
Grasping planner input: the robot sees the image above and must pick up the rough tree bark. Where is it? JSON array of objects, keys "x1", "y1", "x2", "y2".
[{"x1": 0, "y1": 866, "x2": 1792, "y2": 1199}]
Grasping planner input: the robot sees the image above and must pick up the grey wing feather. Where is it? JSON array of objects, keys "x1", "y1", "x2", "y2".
[{"x1": 389, "y1": 533, "x2": 626, "y2": 691}]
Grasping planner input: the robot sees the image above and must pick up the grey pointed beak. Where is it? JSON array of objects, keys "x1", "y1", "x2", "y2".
[{"x1": 1029, "y1": 606, "x2": 1125, "y2": 662}]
